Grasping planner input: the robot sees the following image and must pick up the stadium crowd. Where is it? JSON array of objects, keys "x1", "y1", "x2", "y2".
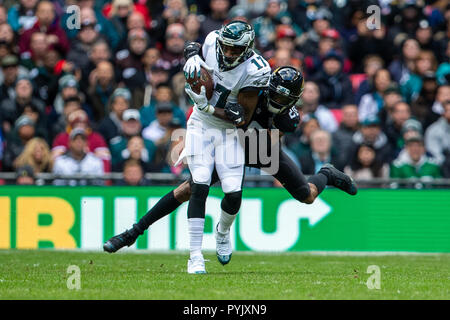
[{"x1": 0, "y1": 0, "x2": 449, "y2": 186}]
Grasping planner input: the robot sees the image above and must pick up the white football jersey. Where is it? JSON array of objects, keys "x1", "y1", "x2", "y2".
[{"x1": 190, "y1": 30, "x2": 271, "y2": 129}]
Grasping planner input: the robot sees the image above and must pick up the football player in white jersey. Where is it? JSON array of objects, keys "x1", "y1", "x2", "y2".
[{"x1": 181, "y1": 20, "x2": 271, "y2": 274}]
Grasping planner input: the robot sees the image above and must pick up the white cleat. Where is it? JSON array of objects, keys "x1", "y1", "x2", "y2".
[
  {"x1": 187, "y1": 256, "x2": 207, "y2": 274},
  {"x1": 215, "y1": 224, "x2": 232, "y2": 265}
]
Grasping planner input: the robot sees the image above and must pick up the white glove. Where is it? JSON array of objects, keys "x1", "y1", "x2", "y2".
[
  {"x1": 183, "y1": 55, "x2": 213, "y2": 79},
  {"x1": 185, "y1": 84, "x2": 215, "y2": 114}
]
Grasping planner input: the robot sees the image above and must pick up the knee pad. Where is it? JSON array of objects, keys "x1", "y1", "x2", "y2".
[
  {"x1": 221, "y1": 191, "x2": 242, "y2": 215},
  {"x1": 220, "y1": 176, "x2": 243, "y2": 194},
  {"x1": 190, "y1": 165, "x2": 212, "y2": 185}
]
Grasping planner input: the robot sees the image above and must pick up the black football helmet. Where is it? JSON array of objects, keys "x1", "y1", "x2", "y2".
[{"x1": 267, "y1": 66, "x2": 304, "y2": 114}]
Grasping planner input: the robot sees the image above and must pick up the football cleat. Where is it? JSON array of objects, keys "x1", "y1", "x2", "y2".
[
  {"x1": 215, "y1": 224, "x2": 232, "y2": 265},
  {"x1": 187, "y1": 256, "x2": 207, "y2": 274},
  {"x1": 319, "y1": 163, "x2": 358, "y2": 196},
  {"x1": 103, "y1": 229, "x2": 137, "y2": 253}
]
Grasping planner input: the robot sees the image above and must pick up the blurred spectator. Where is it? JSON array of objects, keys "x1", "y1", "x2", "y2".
[
  {"x1": 348, "y1": 19, "x2": 392, "y2": 73},
  {"x1": 98, "y1": 88, "x2": 131, "y2": 143},
  {"x1": 52, "y1": 128, "x2": 105, "y2": 186},
  {"x1": 52, "y1": 74, "x2": 91, "y2": 118},
  {"x1": 358, "y1": 68, "x2": 392, "y2": 121},
  {"x1": 332, "y1": 104, "x2": 359, "y2": 169},
  {"x1": 67, "y1": 11, "x2": 108, "y2": 73},
  {"x1": 109, "y1": 109, "x2": 155, "y2": 169},
  {"x1": 27, "y1": 48, "x2": 60, "y2": 105},
  {"x1": 0, "y1": 55, "x2": 20, "y2": 101},
  {"x1": 116, "y1": 28, "x2": 149, "y2": 89},
  {"x1": 62, "y1": 4, "x2": 119, "y2": 51},
  {"x1": 266, "y1": 25, "x2": 302, "y2": 69},
  {"x1": 142, "y1": 101, "x2": 182, "y2": 147},
  {"x1": 253, "y1": 0, "x2": 299, "y2": 52},
  {"x1": 113, "y1": 135, "x2": 155, "y2": 173},
  {"x1": 7, "y1": 0, "x2": 38, "y2": 33},
  {"x1": 411, "y1": 81, "x2": 447, "y2": 130},
  {"x1": 312, "y1": 50, "x2": 353, "y2": 109},
  {"x1": 285, "y1": 112, "x2": 319, "y2": 158},
  {"x1": 431, "y1": 84, "x2": 450, "y2": 115},
  {"x1": 388, "y1": 38, "x2": 420, "y2": 85},
  {"x1": 129, "y1": 47, "x2": 162, "y2": 109},
  {"x1": 52, "y1": 109, "x2": 111, "y2": 172},
  {"x1": 15, "y1": 165, "x2": 35, "y2": 185},
  {"x1": 50, "y1": 95, "x2": 82, "y2": 141},
  {"x1": 2, "y1": 115, "x2": 36, "y2": 171},
  {"x1": 140, "y1": 83, "x2": 186, "y2": 129},
  {"x1": 401, "y1": 118, "x2": 424, "y2": 144},
  {"x1": 20, "y1": 31, "x2": 47, "y2": 70},
  {"x1": 0, "y1": 23, "x2": 18, "y2": 65},
  {"x1": 116, "y1": 159, "x2": 149, "y2": 186},
  {"x1": 415, "y1": 19, "x2": 443, "y2": 62},
  {"x1": 298, "y1": 129, "x2": 341, "y2": 174},
  {"x1": 13, "y1": 137, "x2": 52, "y2": 174},
  {"x1": 300, "y1": 81, "x2": 337, "y2": 133},
  {"x1": 304, "y1": 28, "x2": 349, "y2": 78},
  {"x1": 379, "y1": 84, "x2": 404, "y2": 127},
  {"x1": 355, "y1": 55, "x2": 384, "y2": 105},
  {"x1": 344, "y1": 143, "x2": 390, "y2": 180},
  {"x1": 0, "y1": 77, "x2": 45, "y2": 137},
  {"x1": 184, "y1": 13, "x2": 203, "y2": 43},
  {"x1": 161, "y1": 23, "x2": 186, "y2": 76},
  {"x1": 401, "y1": 50, "x2": 438, "y2": 103},
  {"x1": 390, "y1": 133, "x2": 441, "y2": 179},
  {"x1": 298, "y1": 7, "x2": 332, "y2": 58},
  {"x1": 18, "y1": 1, "x2": 69, "y2": 56},
  {"x1": 199, "y1": 0, "x2": 229, "y2": 36},
  {"x1": 105, "y1": 0, "x2": 151, "y2": 43},
  {"x1": 383, "y1": 101, "x2": 412, "y2": 156},
  {"x1": 350, "y1": 115, "x2": 393, "y2": 165},
  {"x1": 87, "y1": 60, "x2": 117, "y2": 122},
  {"x1": 425, "y1": 100, "x2": 450, "y2": 164}
]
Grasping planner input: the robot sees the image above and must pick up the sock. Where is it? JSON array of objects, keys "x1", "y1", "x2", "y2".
[
  {"x1": 132, "y1": 191, "x2": 181, "y2": 236},
  {"x1": 307, "y1": 172, "x2": 328, "y2": 195},
  {"x1": 218, "y1": 210, "x2": 236, "y2": 234},
  {"x1": 188, "y1": 218, "x2": 205, "y2": 259}
]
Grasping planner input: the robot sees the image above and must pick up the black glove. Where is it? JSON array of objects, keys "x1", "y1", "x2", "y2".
[
  {"x1": 184, "y1": 42, "x2": 202, "y2": 60},
  {"x1": 273, "y1": 106, "x2": 300, "y2": 133},
  {"x1": 225, "y1": 102, "x2": 245, "y2": 125}
]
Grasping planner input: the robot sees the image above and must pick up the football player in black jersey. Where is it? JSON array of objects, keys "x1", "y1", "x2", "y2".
[{"x1": 104, "y1": 66, "x2": 357, "y2": 265}]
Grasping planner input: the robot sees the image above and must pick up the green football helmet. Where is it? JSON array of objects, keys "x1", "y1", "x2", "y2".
[{"x1": 216, "y1": 20, "x2": 255, "y2": 71}]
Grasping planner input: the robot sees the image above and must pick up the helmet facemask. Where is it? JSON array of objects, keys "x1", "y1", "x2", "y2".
[
  {"x1": 217, "y1": 39, "x2": 248, "y2": 69},
  {"x1": 216, "y1": 21, "x2": 255, "y2": 71}
]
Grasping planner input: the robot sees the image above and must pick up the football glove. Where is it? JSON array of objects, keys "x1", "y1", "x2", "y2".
[
  {"x1": 185, "y1": 84, "x2": 215, "y2": 114},
  {"x1": 225, "y1": 102, "x2": 245, "y2": 125},
  {"x1": 183, "y1": 55, "x2": 213, "y2": 79}
]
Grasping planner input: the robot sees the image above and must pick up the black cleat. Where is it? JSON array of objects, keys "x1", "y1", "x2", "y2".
[
  {"x1": 319, "y1": 163, "x2": 358, "y2": 196},
  {"x1": 103, "y1": 229, "x2": 137, "y2": 253}
]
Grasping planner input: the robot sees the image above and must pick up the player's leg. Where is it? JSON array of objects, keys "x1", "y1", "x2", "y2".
[
  {"x1": 214, "y1": 133, "x2": 245, "y2": 265},
  {"x1": 103, "y1": 180, "x2": 192, "y2": 253},
  {"x1": 267, "y1": 149, "x2": 357, "y2": 204},
  {"x1": 186, "y1": 155, "x2": 214, "y2": 274}
]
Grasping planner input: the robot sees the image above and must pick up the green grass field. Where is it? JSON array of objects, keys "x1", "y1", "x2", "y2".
[{"x1": 0, "y1": 250, "x2": 449, "y2": 300}]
